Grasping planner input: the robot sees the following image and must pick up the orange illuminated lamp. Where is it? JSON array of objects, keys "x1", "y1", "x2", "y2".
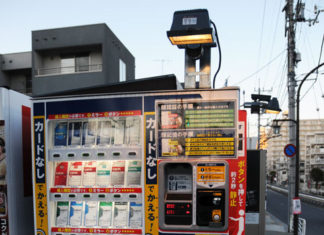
[
  {"x1": 168, "y1": 33, "x2": 214, "y2": 46},
  {"x1": 167, "y1": 9, "x2": 216, "y2": 48}
]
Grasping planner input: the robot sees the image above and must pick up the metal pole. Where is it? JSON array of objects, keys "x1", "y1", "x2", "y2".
[
  {"x1": 295, "y1": 62, "x2": 324, "y2": 234},
  {"x1": 286, "y1": 0, "x2": 297, "y2": 231},
  {"x1": 258, "y1": 109, "x2": 261, "y2": 149}
]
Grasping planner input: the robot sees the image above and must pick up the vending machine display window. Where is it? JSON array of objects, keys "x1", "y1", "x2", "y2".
[{"x1": 46, "y1": 116, "x2": 143, "y2": 235}]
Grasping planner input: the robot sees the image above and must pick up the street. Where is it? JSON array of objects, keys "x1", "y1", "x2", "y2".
[{"x1": 267, "y1": 188, "x2": 324, "y2": 235}]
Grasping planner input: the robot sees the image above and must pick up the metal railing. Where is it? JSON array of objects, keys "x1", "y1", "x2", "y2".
[{"x1": 35, "y1": 64, "x2": 102, "y2": 76}]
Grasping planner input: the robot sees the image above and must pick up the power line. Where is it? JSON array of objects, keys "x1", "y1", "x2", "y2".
[
  {"x1": 234, "y1": 49, "x2": 286, "y2": 85},
  {"x1": 299, "y1": 34, "x2": 324, "y2": 100},
  {"x1": 255, "y1": 0, "x2": 268, "y2": 89},
  {"x1": 263, "y1": 0, "x2": 284, "y2": 89}
]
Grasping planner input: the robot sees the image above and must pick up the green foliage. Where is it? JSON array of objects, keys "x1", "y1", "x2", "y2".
[
  {"x1": 270, "y1": 171, "x2": 276, "y2": 177},
  {"x1": 310, "y1": 167, "x2": 324, "y2": 189}
]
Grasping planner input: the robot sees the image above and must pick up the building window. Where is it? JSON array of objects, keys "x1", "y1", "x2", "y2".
[
  {"x1": 61, "y1": 53, "x2": 89, "y2": 74},
  {"x1": 76, "y1": 54, "x2": 89, "y2": 72},
  {"x1": 61, "y1": 56, "x2": 75, "y2": 74},
  {"x1": 119, "y1": 59, "x2": 126, "y2": 82}
]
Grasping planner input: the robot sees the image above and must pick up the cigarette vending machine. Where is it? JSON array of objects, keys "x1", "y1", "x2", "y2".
[{"x1": 32, "y1": 88, "x2": 246, "y2": 235}]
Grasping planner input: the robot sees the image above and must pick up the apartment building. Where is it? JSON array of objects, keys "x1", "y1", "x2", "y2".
[
  {"x1": 266, "y1": 119, "x2": 324, "y2": 189},
  {"x1": 305, "y1": 132, "x2": 324, "y2": 191},
  {"x1": 0, "y1": 23, "x2": 135, "y2": 96}
]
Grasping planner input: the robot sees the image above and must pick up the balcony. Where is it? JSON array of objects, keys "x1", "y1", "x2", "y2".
[
  {"x1": 35, "y1": 64, "x2": 102, "y2": 76},
  {"x1": 310, "y1": 159, "x2": 324, "y2": 165}
]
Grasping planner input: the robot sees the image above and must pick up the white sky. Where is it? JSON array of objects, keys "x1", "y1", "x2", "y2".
[{"x1": 1, "y1": 0, "x2": 324, "y2": 136}]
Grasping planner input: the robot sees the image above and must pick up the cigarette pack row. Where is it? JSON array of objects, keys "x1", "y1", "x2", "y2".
[
  {"x1": 53, "y1": 117, "x2": 141, "y2": 148},
  {"x1": 56, "y1": 201, "x2": 142, "y2": 228},
  {"x1": 54, "y1": 160, "x2": 141, "y2": 187}
]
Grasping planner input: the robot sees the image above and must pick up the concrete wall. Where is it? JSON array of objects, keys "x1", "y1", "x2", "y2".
[
  {"x1": 0, "y1": 55, "x2": 10, "y2": 87},
  {"x1": 1, "y1": 52, "x2": 31, "y2": 71},
  {"x1": 32, "y1": 23, "x2": 134, "y2": 96},
  {"x1": 1, "y1": 53, "x2": 31, "y2": 89},
  {"x1": 9, "y1": 73, "x2": 27, "y2": 93}
]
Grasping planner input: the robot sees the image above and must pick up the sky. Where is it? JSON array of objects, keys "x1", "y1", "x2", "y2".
[{"x1": 1, "y1": 0, "x2": 324, "y2": 136}]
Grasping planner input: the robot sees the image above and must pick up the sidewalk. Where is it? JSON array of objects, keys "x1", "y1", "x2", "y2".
[{"x1": 265, "y1": 211, "x2": 292, "y2": 235}]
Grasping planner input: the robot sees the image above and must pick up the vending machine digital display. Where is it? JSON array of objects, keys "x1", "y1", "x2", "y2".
[{"x1": 32, "y1": 88, "x2": 246, "y2": 235}]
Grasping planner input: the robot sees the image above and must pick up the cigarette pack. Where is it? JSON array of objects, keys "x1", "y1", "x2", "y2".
[
  {"x1": 113, "y1": 202, "x2": 128, "y2": 227},
  {"x1": 54, "y1": 162, "x2": 69, "y2": 186},
  {"x1": 68, "y1": 162, "x2": 83, "y2": 186},
  {"x1": 125, "y1": 117, "x2": 140, "y2": 145},
  {"x1": 97, "y1": 120, "x2": 113, "y2": 145},
  {"x1": 82, "y1": 161, "x2": 97, "y2": 186},
  {"x1": 84, "y1": 201, "x2": 98, "y2": 227},
  {"x1": 129, "y1": 202, "x2": 142, "y2": 228},
  {"x1": 114, "y1": 119, "x2": 125, "y2": 145},
  {"x1": 96, "y1": 161, "x2": 111, "y2": 186},
  {"x1": 54, "y1": 122, "x2": 67, "y2": 147},
  {"x1": 56, "y1": 201, "x2": 69, "y2": 227},
  {"x1": 69, "y1": 201, "x2": 83, "y2": 226},
  {"x1": 111, "y1": 161, "x2": 125, "y2": 186},
  {"x1": 82, "y1": 121, "x2": 97, "y2": 146},
  {"x1": 68, "y1": 122, "x2": 82, "y2": 146},
  {"x1": 98, "y1": 202, "x2": 113, "y2": 227},
  {"x1": 126, "y1": 160, "x2": 141, "y2": 186}
]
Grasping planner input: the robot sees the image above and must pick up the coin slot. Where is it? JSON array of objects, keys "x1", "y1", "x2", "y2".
[
  {"x1": 82, "y1": 153, "x2": 90, "y2": 157},
  {"x1": 67, "y1": 153, "x2": 75, "y2": 158},
  {"x1": 97, "y1": 152, "x2": 105, "y2": 157}
]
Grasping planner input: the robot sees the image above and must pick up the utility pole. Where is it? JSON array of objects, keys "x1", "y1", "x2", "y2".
[
  {"x1": 284, "y1": 1, "x2": 323, "y2": 232},
  {"x1": 285, "y1": 0, "x2": 297, "y2": 232}
]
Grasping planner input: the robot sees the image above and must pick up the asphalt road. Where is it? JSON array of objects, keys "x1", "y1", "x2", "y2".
[{"x1": 267, "y1": 189, "x2": 324, "y2": 235}]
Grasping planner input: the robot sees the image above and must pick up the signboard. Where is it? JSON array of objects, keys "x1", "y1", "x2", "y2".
[
  {"x1": 284, "y1": 144, "x2": 297, "y2": 158},
  {"x1": 157, "y1": 100, "x2": 236, "y2": 158},
  {"x1": 33, "y1": 116, "x2": 48, "y2": 235},
  {"x1": 293, "y1": 197, "x2": 302, "y2": 215}
]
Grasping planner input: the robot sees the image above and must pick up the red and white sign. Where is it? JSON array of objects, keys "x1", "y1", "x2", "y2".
[
  {"x1": 48, "y1": 110, "x2": 141, "y2": 120},
  {"x1": 293, "y1": 197, "x2": 302, "y2": 215}
]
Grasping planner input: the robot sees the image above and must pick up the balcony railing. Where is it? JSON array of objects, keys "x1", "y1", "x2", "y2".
[{"x1": 35, "y1": 64, "x2": 102, "y2": 76}]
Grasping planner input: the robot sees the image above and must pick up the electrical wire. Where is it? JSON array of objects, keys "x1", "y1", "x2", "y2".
[
  {"x1": 300, "y1": 34, "x2": 324, "y2": 101},
  {"x1": 234, "y1": 50, "x2": 285, "y2": 85},
  {"x1": 316, "y1": 34, "x2": 324, "y2": 95},
  {"x1": 255, "y1": 0, "x2": 267, "y2": 89},
  {"x1": 210, "y1": 20, "x2": 222, "y2": 89},
  {"x1": 264, "y1": 0, "x2": 283, "y2": 89}
]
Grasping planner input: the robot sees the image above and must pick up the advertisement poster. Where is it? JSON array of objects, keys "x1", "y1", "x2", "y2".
[
  {"x1": 0, "y1": 120, "x2": 8, "y2": 235},
  {"x1": 157, "y1": 101, "x2": 236, "y2": 158}
]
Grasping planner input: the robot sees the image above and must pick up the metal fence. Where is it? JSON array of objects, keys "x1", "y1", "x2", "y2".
[
  {"x1": 290, "y1": 216, "x2": 306, "y2": 235},
  {"x1": 35, "y1": 64, "x2": 102, "y2": 76}
]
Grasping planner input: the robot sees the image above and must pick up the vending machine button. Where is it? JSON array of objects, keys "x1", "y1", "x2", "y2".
[{"x1": 213, "y1": 214, "x2": 220, "y2": 221}]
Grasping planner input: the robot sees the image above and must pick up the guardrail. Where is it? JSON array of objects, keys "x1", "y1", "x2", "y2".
[
  {"x1": 35, "y1": 64, "x2": 102, "y2": 76},
  {"x1": 268, "y1": 184, "x2": 324, "y2": 206}
]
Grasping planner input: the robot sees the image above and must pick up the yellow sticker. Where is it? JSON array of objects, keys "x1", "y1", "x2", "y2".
[{"x1": 35, "y1": 183, "x2": 48, "y2": 235}]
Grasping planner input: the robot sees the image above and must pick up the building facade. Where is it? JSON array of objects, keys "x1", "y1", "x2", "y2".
[
  {"x1": 1, "y1": 23, "x2": 135, "y2": 96},
  {"x1": 266, "y1": 119, "x2": 324, "y2": 190}
]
